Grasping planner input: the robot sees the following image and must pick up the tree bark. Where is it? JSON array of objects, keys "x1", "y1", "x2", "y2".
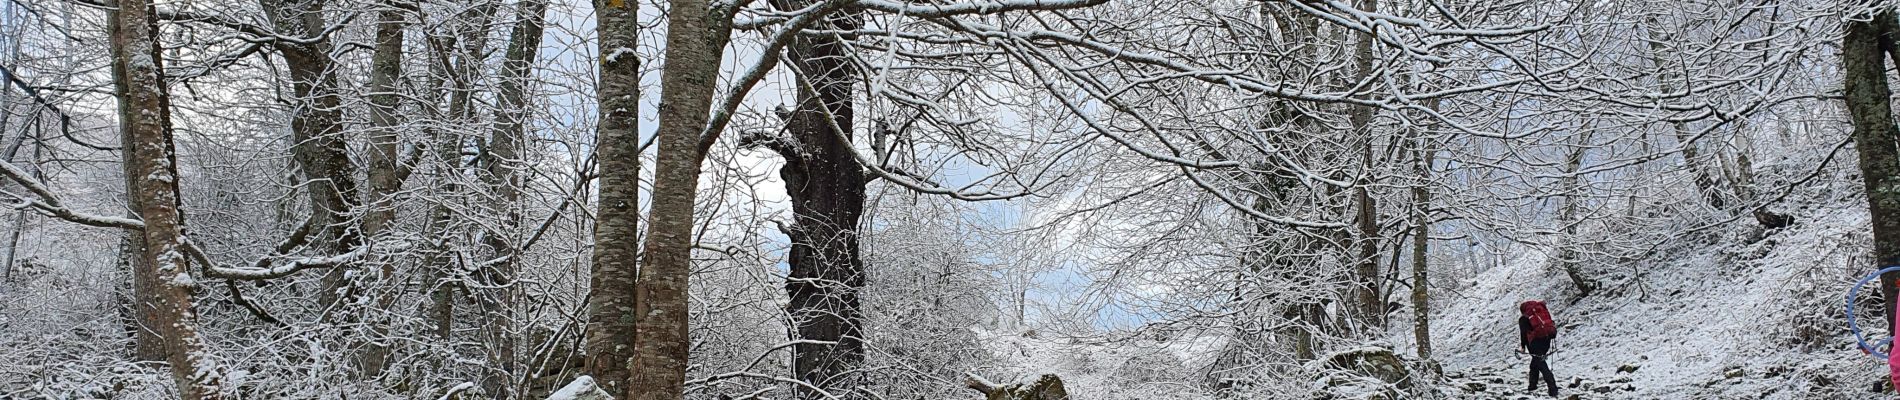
[
  {"x1": 110, "y1": 0, "x2": 162, "y2": 361},
  {"x1": 1844, "y1": 7, "x2": 1900, "y2": 338},
  {"x1": 584, "y1": 0, "x2": 642, "y2": 396},
  {"x1": 420, "y1": 0, "x2": 499, "y2": 340},
  {"x1": 1346, "y1": 0, "x2": 1384, "y2": 330},
  {"x1": 1643, "y1": 16, "x2": 1727, "y2": 212},
  {"x1": 1408, "y1": 129, "x2": 1434, "y2": 361},
  {"x1": 761, "y1": 0, "x2": 867, "y2": 396},
  {"x1": 258, "y1": 0, "x2": 363, "y2": 310},
  {"x1": 627, "y1": 0, "x2": 732, "y2": 399},
  {"x1": 480, "y1": 0, "x2": 546, "y2": 395},
  {"x1": 362, "y1": 0, "x2": 408, "y2": 254},
  {"x1": 358, "y1": 0, "x2": 409, "y2": 378},
  {"x1": 1557, "y1": 132, "x2": 1596, "y2": 297},
  {"x1": 109, "y1": 0, "x2": 222, "y2": 397}
]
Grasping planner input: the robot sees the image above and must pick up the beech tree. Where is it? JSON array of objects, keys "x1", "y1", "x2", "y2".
[
  {"x1": 0, "y1": 0, "x2": 1860, "y2": 398},
  {"x1": 585, "y1": 0, "x2": 642, "y2": 395},
  {"x1": 109, "y1": 0, "x2": 219, "y2": 396},
  {"x1": 1844, "y1": 4, "x2": 1900, "y2": 339}
]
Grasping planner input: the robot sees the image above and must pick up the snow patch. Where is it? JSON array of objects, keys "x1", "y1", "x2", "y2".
[{"x1": 547, "y1": 375, "x2": 612, "y2": 400}]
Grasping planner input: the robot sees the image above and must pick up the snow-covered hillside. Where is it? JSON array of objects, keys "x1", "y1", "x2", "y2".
[
  {"x1": 957, "y1": 199, "x2": 1891, "y2": 400},
  {"x1": 1427, "y1": 203, "x2": 1885, "y2": 399}
]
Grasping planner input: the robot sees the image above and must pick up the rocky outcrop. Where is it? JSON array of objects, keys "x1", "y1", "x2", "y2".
[{"x1": 965, "y1": 373, "x2": 1071, "y2": 400}]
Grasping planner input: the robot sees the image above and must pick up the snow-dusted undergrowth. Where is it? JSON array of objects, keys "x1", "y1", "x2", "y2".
[{"x1": 1429, "y1": 201, "x2": 1884, "y2": 399}]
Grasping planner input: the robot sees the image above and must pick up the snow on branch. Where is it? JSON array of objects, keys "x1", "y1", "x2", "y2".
[
  {"x1": 186, "y1": 237, "x2": 383, "y2": 280},
  {"x1": 853, "y1": 0, "x2": 1107, "y2": 17},
  {"x1": 0, "y1": 158, "x2": 144, "y2": 230}
]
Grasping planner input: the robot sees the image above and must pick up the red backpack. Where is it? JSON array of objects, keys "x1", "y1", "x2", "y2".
[{"x1": 1521, "y1": 301, "x2": 1557, "y2": 341}]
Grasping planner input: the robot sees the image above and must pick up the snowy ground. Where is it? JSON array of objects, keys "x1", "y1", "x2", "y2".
[
  {"x1": 964, "y1": 202, "x2": 1890, "y2": 399},
  {"x1": 1427, "y1": 204, "x2": 1886, "y2": 399}
]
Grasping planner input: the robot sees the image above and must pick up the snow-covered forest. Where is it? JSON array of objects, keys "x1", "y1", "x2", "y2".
[{"x1": 0, "y1": 0, "x2": 1896, "y2": 398}]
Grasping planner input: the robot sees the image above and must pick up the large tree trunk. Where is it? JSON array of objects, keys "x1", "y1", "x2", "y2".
[
  {"x1": 111, "y1": 1, "x2": 163, "y2": 361},
  {"x1": 584, "y1": 0, "x2": 642, "y2": 395},
  {"x1": 762, "y1": 1, "x2": 867, "y2": 396},
  {"x1": 1844, "y1": 7, "x2": 1900, "y2": 339},
  {"x1": 479, "y1": 1, "x2": 546, "y2": 396},
  {"x1": 108, "y1": 0, "x2": 221, "y2": 397},
  {"x1": 627, "y1": 0, "x2": 732, "y2": 398},
  {"x1": 1253, "y1": 2, "x2": 1328, "y2": 362},
  {"x1": 258, "y1": 0, "x2": 363, "y2": 310}
]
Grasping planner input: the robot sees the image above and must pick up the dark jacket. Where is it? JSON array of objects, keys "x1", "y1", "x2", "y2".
[{"x1": 1519, "y1": 316, "x2": 1552, "y2": 356}]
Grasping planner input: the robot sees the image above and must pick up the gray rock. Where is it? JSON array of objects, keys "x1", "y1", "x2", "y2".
[
  {"x1": 1318, "y1": 346, "x2": 1412, "y2": 388},
  {"x1": 1463, "y1": 381, "x2": 1487, "y2": 392}
]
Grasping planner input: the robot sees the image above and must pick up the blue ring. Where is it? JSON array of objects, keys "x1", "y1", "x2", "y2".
[{"x1": 1846, "y1": 266, "x2": 1900, "y2": 359}]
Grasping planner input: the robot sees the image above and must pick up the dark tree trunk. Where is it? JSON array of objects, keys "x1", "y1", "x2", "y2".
[
  {"x1": 1844, "y1": 7, "x2": 1900, "y2": 339},
  {"x1": 259, "y1": 0, "x2": 363, "y2": 310},
  {"x1": 762, "y1": 1, "x2": 867, "y2": 395},
  {"x1": 109, "y1": 0, "x2": 221, "y2": 396},
  {"x1": 584, "y1": 0, "x2": 641, "y2": 396},
  {"x1": 1347, "y1": 0, "x2": 1384, "y2": 330}
]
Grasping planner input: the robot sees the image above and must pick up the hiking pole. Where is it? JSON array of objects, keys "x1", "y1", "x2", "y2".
[{"x1": 1846, "y1": 266, "x2": 1900, "y2": 360}]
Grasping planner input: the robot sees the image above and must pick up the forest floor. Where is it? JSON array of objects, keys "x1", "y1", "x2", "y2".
[{"x1": 1421, "y1": 202, "x2": 1886, "y2": 399}]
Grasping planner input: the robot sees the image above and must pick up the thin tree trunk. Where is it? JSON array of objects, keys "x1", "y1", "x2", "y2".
[
  {"x1": 421, "y1": 0, "x2": 499, "y2": 340},
  {"x1": 418, "y1": 29, "x2": 459, "y2": 340},
  {"x1": 0, "y1": 130, "x2": 35, "y2": 283},
  {"x1": 1558, "y1": 132, "x2": 1595, "y2": 297},
  {"x1": 1347, "y1": 0, "x2": 1384, "y2": 330},
  {"x1": 584, "y1": 0, "x2": 641, "y2": 395},
  {"x1": 628, "y1": 0, "x2": 732, "y2": 398},
  {"x1": 1843, "y1": 7, "x2": 1900, "y2": 338},
  {"x1": 1408, "y1": 127, "x2": 1434, "y2": 361},
  {"x1": 0, "y1": 33, "x2": 26, "y2": 285},
  {"x1": 1728, "y1": 126, "x2": 1757, "y2": 203},
  {"x1": 358, "y1": 0, "x2": 409, "y2": 378},
  {"x1": 480, "y1": 1, "x2": 545, "y2": 396},
  {"x1": 1643, "y1": 16, "x2": 1727, "y2": 211},
  {"x1": 109, "y1": 0, "x2": 221, "y2": 396},
  {"x1": 762, "y1": 1, "x2": 867, "y2": 395}
]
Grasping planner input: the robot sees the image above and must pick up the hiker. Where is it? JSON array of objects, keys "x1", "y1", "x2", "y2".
[
  {"x1": 1891, "y1": 305, "x2": 1900, "y2": 393},
  {"x1": 1519, "y1": 300, "x2": 1559, "y2": 397}
]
